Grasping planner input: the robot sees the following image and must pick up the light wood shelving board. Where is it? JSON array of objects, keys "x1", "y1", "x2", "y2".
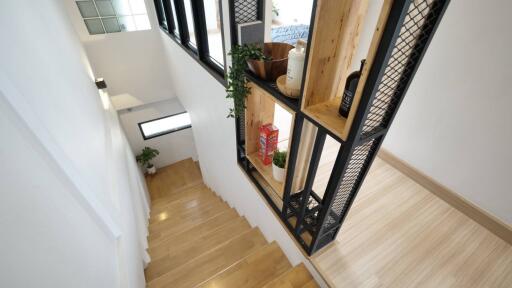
[
  {"x1": 303, "y1": 98, "x2": 348, "y2": 139},
  {"x1": 301, "y1": 0, "x2": 369, "y2": 141},
  {"x1": 246, "y1": 152, "x2": 284, "y2": 197},
  {"x1": 245, "y1": 82, "x2": 295, "y2": 199}
]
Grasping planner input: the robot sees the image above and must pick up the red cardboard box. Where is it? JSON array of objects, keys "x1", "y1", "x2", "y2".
[{"x1": 258, "y1": 123, "x2": 279, "y2": 165}]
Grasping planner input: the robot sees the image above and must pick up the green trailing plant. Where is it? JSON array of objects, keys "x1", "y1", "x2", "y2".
[
  {"x1": 226, "y1": 44, "x2": 267, "y2": 118},
  {"x1": 136, "y1": 147, "x2": 160, "y2": 168},
  {"x1": 272, "y1": 150, "x2": 287, "y2": 169}
]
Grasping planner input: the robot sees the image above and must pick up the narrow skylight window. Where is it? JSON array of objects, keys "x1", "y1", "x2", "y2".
[
  {"x1": 76, "y1": 0, "x2": 151, "y2": 35},
  {"x1": 138, "y1": 112, "x2": 192, "y2": 140}
]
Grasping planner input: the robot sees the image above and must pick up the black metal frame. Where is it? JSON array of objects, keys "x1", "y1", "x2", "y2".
[
  {"x1": 231, "y1": 0, "x2": 450, "y2": 255},
  {"x1": 153, "y1": 0, "x2": 227, "y2": 84},
  {"x1": 138, "y1": 111, "x2": 192, "y2": 140}
]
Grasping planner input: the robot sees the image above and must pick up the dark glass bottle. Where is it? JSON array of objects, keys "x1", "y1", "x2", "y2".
[{"x1": 339, "y1": 60, "x2": 365, "y2": 118}]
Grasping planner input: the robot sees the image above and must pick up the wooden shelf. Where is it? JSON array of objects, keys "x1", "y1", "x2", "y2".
[
  {"x1": 303, "y1": 98, "x2": 348, "y2": 141},
  {"x1": 247, "y1": 152, "x2": 284, "y2": 198},
  {"x1": 244, "y1": 82, "x2": 295, "y2": 200},
  {"x1": 300, "y1": 0, "x2": 369, "y2": 142}
]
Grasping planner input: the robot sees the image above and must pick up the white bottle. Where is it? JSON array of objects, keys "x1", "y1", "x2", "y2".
[{"x1": 286, "y1": 39, "x2": 307, "y2": 91}]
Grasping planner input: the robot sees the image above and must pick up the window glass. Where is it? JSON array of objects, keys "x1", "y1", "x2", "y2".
[
  {"x1": 77, "y1": 1, "x2": 99, "y2": 18},
  {"x1": 95, "y1": 0, "x2": 116, "y2": 17},
  {"x1": 139, "y1": 113, "x2": 192, "y2": 139},
  {"x1": 102, "y1": 17, "x2": 122, "y2": 33},
  {"x1": 183, "y1": 0, "x2": 197, "y2": 47},
  {"x1": 204, "y1": 0, "x2": 224, "y2": 66},
  {"x1": 169, "y1": 0, "x2": 181, "y2": 37},
  {"x1": 111, "y1": 0, "x2": 132, "y2": 15},
  {"x1": 76, "y1": 0, "x2": 151, "y2": 35},
  {"x1": 154, "y1": 0, "x2": 168, "y2": 28}
]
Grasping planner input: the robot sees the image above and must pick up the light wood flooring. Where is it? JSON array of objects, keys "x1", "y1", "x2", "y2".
[
  {"x1": 144, "y1": 159, "x2": 318, "y2": 288},
  {"x1": 312, "y1": 157, "x2": 512, "y2": 288}
]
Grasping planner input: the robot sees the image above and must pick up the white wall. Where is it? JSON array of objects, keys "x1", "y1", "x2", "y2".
[
  {"x1": 63, "y1": 0, "x2": 197, "y2": 168},
  {"x1": 0, "y1": 1, "x2": 150, "y2": 287},
  {"x1": 382, "y1": 0, "x2": 512, "y2": 225},
  {"x1": 158, "y1": 1, "x2": 326, "y2": 285},
  {"x1": 64, "y1": 0, "x2": 176, "y2": 104},
  {"x1": 119, "y1": 98, "x2": 198, "y2": 168}
]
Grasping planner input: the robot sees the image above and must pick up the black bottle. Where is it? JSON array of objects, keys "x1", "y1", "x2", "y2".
[{"x1": 339, "y1": 60, "x2": 365, "y2": 118}]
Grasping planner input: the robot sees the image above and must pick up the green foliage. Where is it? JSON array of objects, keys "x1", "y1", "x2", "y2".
[
  {"x1": 226, "y1": 44, "x2": 267, "y2": 118},
  {"x1": 272, "y1": 3, "x2": 279, "y2": 16},
  {"x1": 136, "y1": 147, "x2": 160, "y2": 168},
  {"x1": 272, "y1": 150, "x2": 287, "y2": 169}
]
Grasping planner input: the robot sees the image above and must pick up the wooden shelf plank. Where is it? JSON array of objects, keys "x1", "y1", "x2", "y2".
[
  {"x1": 303, "y1": 99, "x2": 348, "y2": 141},
  {"x1": 247, "y1": 152, "x2": 284, "y2": 198}
]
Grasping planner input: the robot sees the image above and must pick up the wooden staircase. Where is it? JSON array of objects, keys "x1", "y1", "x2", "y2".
[{"x1": 145, "y1": 159, "x2": 318, "y2": 288}]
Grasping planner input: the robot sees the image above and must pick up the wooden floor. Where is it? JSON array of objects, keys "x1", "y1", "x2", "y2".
[
  {"x1": 311, "y1": 157, "x2": 512, "y2": 288},
  {"x1": 145, "y1": 159, "x2": 318, "y2": 288}
]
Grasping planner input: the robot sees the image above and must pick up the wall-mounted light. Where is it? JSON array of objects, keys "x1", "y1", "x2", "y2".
[{"x1": 95, "y1": 78, "x2": 107, "y2": 89}]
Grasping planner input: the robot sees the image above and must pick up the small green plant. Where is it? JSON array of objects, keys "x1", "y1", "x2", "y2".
[
  {"x1": 272, "y1": 3, "x2": 279, "y2": 17},
  {"x1": 226, "y1": 44, "x2": 268, "y2": 118},
  {"x1": 272, "y1": 150, "x2": 287, "y2": 168},
  {"x1": 136, "y1": 147, "x2": 160, "y2": 168}
]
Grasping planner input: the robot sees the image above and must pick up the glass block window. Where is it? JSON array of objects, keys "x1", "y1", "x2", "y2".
[{"x1": 76, "y1": 0, "x2": 151, "y2": 35}]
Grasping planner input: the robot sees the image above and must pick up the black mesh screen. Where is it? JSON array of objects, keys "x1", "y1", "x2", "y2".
[
  {"x1": 238, "y1": 111, "x2": 245, "y2": 143},
  {"x1": 233, "y1": 0, "x2": 259, "y2": 24},
  {"x1": 362, "y1": 0, "x2": 444, "y2": 136},
  {"x1": 322, "y1": 139, "x2": 379, "y2": 230}
]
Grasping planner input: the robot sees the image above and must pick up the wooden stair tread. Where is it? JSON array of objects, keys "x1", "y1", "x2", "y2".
[
  {"x1": 149, "y1": 199, "x2": 229, "y2": 234},
  {"x1": 149, "y1": 193, "x2": 222, "y2": 226},
  {"x1": 146, "y1": 158, "x2": 203, "y2": 201},
  {"x1": 148, "y1": 208, "x2": 239, "y2": 253},
  {"x1": 197, "y1": 241, "x2": 292, "y2": 288},
  {"x1": 263, "y1": 263, "x2": 317, "y2": 288},
  {"x1": 148, "y1": 201, "x2": 231, "y2": 244},
  {"x1": 150, "y1": 185, "x2": 213, "y2": 209},
  {"x1": 150, "y1": 183, "x2": 211, "y2": 208},
  {"x1": 145, "y1": 216, "x2": 252, "y2": 281},
  {"x1": 147, "y1": 228, "x2": 267, "y2": 288},
  {"x1": 302, "y1": 280, "x2": 320, "y2": 288}
]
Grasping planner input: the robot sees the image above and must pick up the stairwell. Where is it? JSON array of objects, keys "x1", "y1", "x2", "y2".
[{"x1": 145, "y1": 159, "x2": 318, "y2": 288}]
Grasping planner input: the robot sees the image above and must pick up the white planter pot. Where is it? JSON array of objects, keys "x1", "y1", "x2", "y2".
[
  {"x1": 272, "y1": 163, "x2": 286, "y2": 182},
  {"x1": 147, "y1": 165, "x2": 157, "y2": 174}
]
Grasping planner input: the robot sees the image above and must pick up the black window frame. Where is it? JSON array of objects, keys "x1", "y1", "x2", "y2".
[
  {"x1": 138, "y1": 111, "x2": 192, "y2": 140},
  {"x1": 154, "y1": 0, "x2": 227, "y2": 85}
]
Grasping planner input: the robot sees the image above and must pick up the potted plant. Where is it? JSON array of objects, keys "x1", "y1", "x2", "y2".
[
  {"x1": 136, "y1": 147, "x2": 160, "y2": 174},
  {"x1": 272, "y1": 150, "x2": 287, "y2": 182},
  {"x1": 226, "y1": 44, "x2": 267, "y2": 118}
]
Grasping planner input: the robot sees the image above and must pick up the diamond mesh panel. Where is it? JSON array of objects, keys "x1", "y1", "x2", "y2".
[
  {"x1": 322, "y1": 139, "x2": 379, "y2": 229},
  {"x1": 234, "y1": 0, "x2": 259, "y2": 24},
  {"x1": 238, "y1": 110, "x2": 245, "y2": 142},
  {"x1": 362, "y1": 0, "x2": 444, "y2": 135}
]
